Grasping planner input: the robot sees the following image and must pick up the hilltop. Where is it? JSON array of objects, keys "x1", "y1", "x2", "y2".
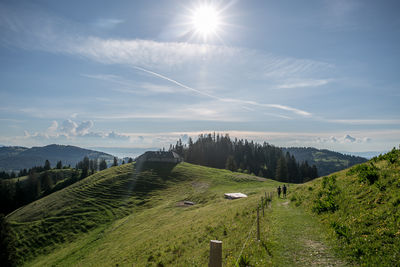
[
  {"x1": 290, "y1": 147, "x2": 400, "y2": 265},
  {"x1": 0, "y1": 144, "x2": 114, "y2": 172},
  {"x1": 282, "y1": 147, "x2": 367, "y2": 176},
  {"x1": 6, "y1": 162, "x2": 286, "y2": 266}
]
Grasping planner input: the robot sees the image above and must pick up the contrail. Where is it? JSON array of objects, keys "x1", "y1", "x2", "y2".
[
  {"x1": 133, "y1": 66, "x2": 221, "y2": 100},
  {"x1": 132, "y1": 65, "x2": 311, "y2": 117}
]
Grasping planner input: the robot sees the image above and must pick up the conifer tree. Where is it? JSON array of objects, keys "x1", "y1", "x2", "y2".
[
  {"x1": 99, "y1": 159, "x2": 107, "y2": 170},
  {"x1": 44, "y1": 160, "x2": 51, "y2": 170},
  {"x1": 0, "y1": 214, "x2": 17, "y2": 266},
  {"x1": 56, "y1": 161, "x2": 62, "y2": 169}
]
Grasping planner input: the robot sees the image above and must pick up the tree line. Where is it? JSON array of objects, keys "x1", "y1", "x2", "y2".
[
  {"x1": 0, "y1": 159, "x2": 67, "y2": 180},
  {"x1": 0, "y1": 156, "x2": 118, "y2": 216},
  {"x1": 170, "y1": 133, "x2": 318, "y2": 183}
]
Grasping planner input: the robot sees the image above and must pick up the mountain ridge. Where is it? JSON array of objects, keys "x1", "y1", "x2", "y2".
[
  {"x1": 282, "y1": 146, "x2": 368, "y2": 176},
  {"x1": 0, "y1": 144, "x2": 114, "y2": 172}
]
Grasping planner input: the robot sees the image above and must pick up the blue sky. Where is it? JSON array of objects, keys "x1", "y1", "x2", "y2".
[{"x1": 0, "y1": 0, "x2": 399, "y2": 156}]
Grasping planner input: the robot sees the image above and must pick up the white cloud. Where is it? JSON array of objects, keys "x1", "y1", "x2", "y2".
[
  {"x1": 129, "y1": 66, "x2": 313, "y2": 117},
  {"x1": 76, "y1": 120, "x2": 94, "y2": 136},
  {"x1": 326, "y1": 119, "x2": 400, "y2": 125},
  {"x1": 24, "y1": 120, "x2": 133, "y2": 142},
  {"x1": 107, "y1": 131, "x2": 130, "y2": 140},
  {"x1": 277, "y1": 79, "x2": 331, "y2": 89},
  {"x1": 47, "y1": 121, "x2": 58, "y2": 134},
  {"x1": 0, "y1": 4, "x2": 330, "y2": 119},
  {"x1": 343, "y1": 134, "x2": 356, "y2": 143},
  {"x1": 315, "y1": 134, "x2": 371, "y2": 144},
  {"x1": 60, "y1": 120, "x2": 78, "y2": 136},
  {"x1": 83, "y1": 73, "x2": 182, "y2": 95}
]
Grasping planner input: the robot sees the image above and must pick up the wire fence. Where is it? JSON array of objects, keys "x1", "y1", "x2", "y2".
[{"x1": 209, "y1": 191, "x2": 275, "y2": 266}]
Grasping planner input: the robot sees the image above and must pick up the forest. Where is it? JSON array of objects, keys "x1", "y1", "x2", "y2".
[{"x1": 170, "y1": 133, "x2": 318, "y2": 183}]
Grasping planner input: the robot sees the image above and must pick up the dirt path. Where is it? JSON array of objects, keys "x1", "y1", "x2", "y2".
[{"x1": 266, "y1": 198, "x2": 346, "y2": 266}]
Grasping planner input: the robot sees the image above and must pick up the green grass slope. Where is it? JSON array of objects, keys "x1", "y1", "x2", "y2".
[
  {"x1": 8, "y1": 162, "x2": 286, "y2": 266},
  {"x1": 290, "y1": 147, "x2": 400, "y2": 265}
]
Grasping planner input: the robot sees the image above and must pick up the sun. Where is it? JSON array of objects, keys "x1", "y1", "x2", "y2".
[{"x1": 190, "y1": 5, "x2": 221, "y2": 40}]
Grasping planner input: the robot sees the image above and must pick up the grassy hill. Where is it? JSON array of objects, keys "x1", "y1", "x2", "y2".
[
  {"x1": 282, "y1": 147, "x2": 367, "y2": 176},
  {"x1": 8, "y1": 147, "x2": 399, "y2": 266},
  {"x1": 290, "y1": 147, "x2": 400, "y2": 265},
  {"x1": 7, "y1": 162, "x2": 285, "y2": 266}
]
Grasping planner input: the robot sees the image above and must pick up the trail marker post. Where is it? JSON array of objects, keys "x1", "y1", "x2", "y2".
[
  {"x1": 209, "y1": 240, "x2": 222, "y2": 267},
  {"x1": 257, "y1": 206, "x2": 260, "y2": 241}
]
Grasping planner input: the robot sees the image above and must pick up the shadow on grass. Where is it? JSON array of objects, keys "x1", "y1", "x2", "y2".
[{"x1": 133, "y1": 161, "x2": 179, "y2": 197}]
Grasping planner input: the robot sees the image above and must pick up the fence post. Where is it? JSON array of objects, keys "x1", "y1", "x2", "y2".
[
  {"x1": 209, "y1": 240, "x2": 222, "y2": 267},
  {"x1": 262, "y1": 197, "x2": 264, "y2": 217},
  {"x1": 257, "y1": 206, "x2": 260, "y2": 241}
]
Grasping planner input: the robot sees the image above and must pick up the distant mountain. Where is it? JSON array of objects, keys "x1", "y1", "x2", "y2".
[
  {"x1": 91, "y1": 147, "x2": 158, "y2": 159},
  {"x1": 0, "y1": 146, "x2": 28, "y2": 158},
  {"x1": 0, "y1": 144, "x2": 114, "y2": 172},
  {"x1": 282, "y1": 147, "x2": 368, "y2": 176},
  {"x1": 340, "y1": 150, "x2": 388, "y2": 159}
]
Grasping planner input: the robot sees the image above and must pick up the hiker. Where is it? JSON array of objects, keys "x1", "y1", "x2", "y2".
[
  {"x1": 283, "y1": 184, "x2": 287, "y2": 198},
  {"x1": 277, "y1": 186, "x2": 281, "y2": 198}
]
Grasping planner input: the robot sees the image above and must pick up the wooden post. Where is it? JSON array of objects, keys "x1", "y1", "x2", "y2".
[
  {"x1": 261, "y1": 197, "x2": 264, "y2": 217},
  {"x1": 209, "y1": 240, "x2": 222, "y2": 267},
  {"x1": 264, "y1": 192, "x2": 267, "y2": 207},
  {"x1": 257, "y1": 206, "x2": 260, "y2": 241}
]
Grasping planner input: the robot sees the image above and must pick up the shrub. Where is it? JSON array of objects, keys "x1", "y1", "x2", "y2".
[
  {"x1": 331, "y1": 221, "x2": 350, "y2": 243},
  {"x1": 237, "y1": 255, "x2": 251, "y2": 267},
  {"x1": 312, "y1": 176, "x2": 339, "y2": 214},
  {"x1": 347, "y1": 164, "x2": 379, "y2": 184}
]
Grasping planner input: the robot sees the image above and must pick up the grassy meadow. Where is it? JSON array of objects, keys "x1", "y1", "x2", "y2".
[
  {"x1": 7, "y1": 148, "x2": 400, "y2": 266},
  {"x1": 291, "y1": 148, "x2": 400, "y2": 265},
  {"x1": 8, "y1": 162, "x2": 285, "y2": 266}
]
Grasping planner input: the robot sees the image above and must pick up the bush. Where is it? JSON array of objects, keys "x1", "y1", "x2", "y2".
[
  {"x1": 312, "y1": 176, "x2": 339, "y2": 214},
  {"x1": 331, "y1": 221, "x2": 349, "y2": 243},
  {"x1": 347, "y1": 164, "x2": 379, "y2": 184}
]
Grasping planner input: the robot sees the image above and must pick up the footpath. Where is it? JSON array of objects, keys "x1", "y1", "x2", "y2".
[{"x1": 265, "y1": 197, "x2": 346, "y2": 266}]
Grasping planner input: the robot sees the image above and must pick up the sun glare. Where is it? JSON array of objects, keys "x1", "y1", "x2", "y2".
[{"x1": 191, "y1": 5, "x2": 221, "y2": 39}]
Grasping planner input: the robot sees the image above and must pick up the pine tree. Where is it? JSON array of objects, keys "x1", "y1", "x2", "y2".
[
  {"x1": 275, "y1": 156, "x2": 288, "y2": 182},
  {"x1": 99, "y1": 159, "x2": 107, "y2": 171},
  {"x1": 113, "y1": 157, "x2": 118, "y2": 167},
  {"x1": 56, "y1": 161, "x2": 62, "y2": 169},
  {"x1": 44, "y1": 160, "x2": 51, "y2": 170},
  {"x1": 0, "y1": 214, "x2": 17, "y2": 267},
  {"x1": 42, "y1": 172, "x2": 53, "y2": 192},
  {"x1": 225, "y1": 155, "x2": 237, "y2": 171}
]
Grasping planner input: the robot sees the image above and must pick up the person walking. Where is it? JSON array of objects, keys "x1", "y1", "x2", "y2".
[
  {"x1": 283, "y1": 184, "x2": 287, "y2": 198},
  {"x1": 277, "y1": 186, "x2": 281, "y2": 198}
]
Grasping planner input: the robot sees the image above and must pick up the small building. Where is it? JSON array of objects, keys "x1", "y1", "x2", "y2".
[{"x1": 136, "y1": 151, "x2": 182, "y2": 164}]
